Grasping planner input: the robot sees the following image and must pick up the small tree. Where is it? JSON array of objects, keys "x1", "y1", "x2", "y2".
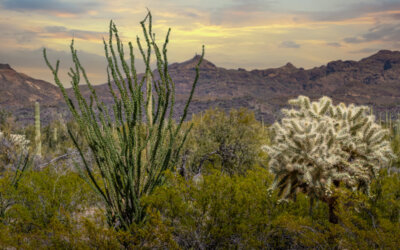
[
  {"x1": 43, "y1": 11, "x2": 204, "y2": 231},
  {"x1": 264, "y1": 95, "x2": 395, "y2": 223},
  {"x1": 183, "y1": 108, "x2": 269, "y2": 176}
]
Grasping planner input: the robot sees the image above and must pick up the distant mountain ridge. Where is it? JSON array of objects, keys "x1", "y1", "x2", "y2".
[{"x1": 1, "y1": 50, "x2": 400, "y2": 125}]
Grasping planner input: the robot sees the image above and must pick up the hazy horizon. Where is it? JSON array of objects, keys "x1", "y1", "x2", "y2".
[{"x1": 0, "y1": 0, "x2": 399, "y2": 86}]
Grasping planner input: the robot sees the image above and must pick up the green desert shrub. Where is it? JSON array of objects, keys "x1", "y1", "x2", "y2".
[
  {"x1": 4, "y1": 166, "x2": 96, "y2": 230},
  {"x1": 145, "y1": 168, "x2": 276, "y2": 249},
  {"x1": 0, "y1": 166, "x2": 100, "y2": 248},
  {"x1": 389, "y1": 122, "x2": 400, "y2": 169},
  {"x1": 182, "y1": 108, "x2": 269, "y2": 176},
  {"x1": 371, "y1": 171, "x2": 400, "y2": 224},
  {"x1": 145, "y1": 168, "x2": 400, "y2": 249},
  {"x1": 264, "y1": 95, "x2": 395, "y2": 223},
  {"x1": 324, "y1": 170, "x2": 400, "y2": 249}
]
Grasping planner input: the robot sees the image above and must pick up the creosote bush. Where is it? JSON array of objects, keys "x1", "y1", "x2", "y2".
[
  {"x1": 265, "y1": 95, "x2": 395, "y2": 223},
  {"x1": 43, "y1": 11, "x2": 204, "y2": 231},
  {"x1": 144, "y1": 168, "x2": 277, "y2": 249},
  {"x1": 182, "y1": 108, "x2": 269, "y2": 176},
  {"x1": 145, "y1": 167, "x2": 400, "y2": 249}
]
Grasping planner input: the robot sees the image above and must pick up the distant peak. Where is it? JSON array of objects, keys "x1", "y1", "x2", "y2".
[
  {"x1": 192, "y1": 54, "x2": 203, "y2": 61},
  {"x1": 376, "y1": 49, "x2": 394, "y2": 55},
  {"x1": 0, "y1": 64, "x2": 13, "y2": 70},
  {"x1": 178, "y1": 55, "x2": 217, "y2": 70},
  {"x1": 284, "y1": 62, "x2": 296, "y2": 69},
  {"x1": 373, "y1": 50, "x2": 399, "y2": 57},
  {"x1": 367, "y1": 49, "x2": 400, "y2": 60},
  {"x1": 188, "y1": 54, "x2": 210, "y2": 64},
  {"x1": 278, "y1": 62, "x2": 297, "y2": 72}
]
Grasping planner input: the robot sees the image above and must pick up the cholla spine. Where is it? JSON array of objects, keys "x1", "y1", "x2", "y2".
[{"x1": 265, "y1": 95, "x2": 395, "y2": 202}]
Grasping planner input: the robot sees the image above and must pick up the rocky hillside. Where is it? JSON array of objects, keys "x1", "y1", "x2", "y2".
[
  {"x1": 0, "y1": 63, "x2": 66, "y2": 125},
  {"x1": 142, "y1": 50, "x2": 400, "y2": 123},
  {"x1": 1, "y1": 50, "x2": 400, "y2": 125},
  {"x1": 0, "y1": 64, "x2": 61, "y2": 107}
]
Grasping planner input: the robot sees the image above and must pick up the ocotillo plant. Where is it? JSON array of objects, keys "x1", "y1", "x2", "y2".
[
  {"x1": 43, "y1": 11, "x2": 204, "y2": 231},
  {"x1": 34, "y1": 101, "x2": 41, "y2": 157}
]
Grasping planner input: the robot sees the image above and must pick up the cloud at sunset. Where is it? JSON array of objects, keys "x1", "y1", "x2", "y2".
[
  {"x1": 42, "y1": 26, "x2": 107, "y2": 41},
  {"x1": 1, "y1": 0, "x2": 101, "y2": 14},
  {"x1": 344, "y1": 23, "x2": 400, "y2": 44},
  {"x1": 0, "y1": 0, "x2": 399, "y2": 86},
  {"x1": 280, "y1": 41, "x2": 301, "y2": 49}
]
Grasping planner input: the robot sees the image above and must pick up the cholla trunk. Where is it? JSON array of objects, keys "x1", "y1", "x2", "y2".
[{"x1": 327, "y1": 197, "x2": 338, "y2": 224}]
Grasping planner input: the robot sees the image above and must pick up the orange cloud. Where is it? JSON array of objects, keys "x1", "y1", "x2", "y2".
[{"x1": 53, "y1": 12, "x2": 78, "y2": 18}]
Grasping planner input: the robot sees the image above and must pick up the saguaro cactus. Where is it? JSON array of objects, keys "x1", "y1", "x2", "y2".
[
  {"x1": 34, "y1": 101, "x2": 41, "y2": 157},
  {"x1": 53, "y1": 127, "x2": 58, "y2": 143},
  {"x1": 44, "y1": 11, "x2": 204, "y2": 230},
  {"x1": 264, "y1": 95, "x2": 395, "y2": 223}
]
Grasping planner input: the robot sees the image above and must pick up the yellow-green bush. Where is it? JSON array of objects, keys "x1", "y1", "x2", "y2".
[
  {"x1": 4, "y1": 167, "x2": 94, "y2": 225},
  {"x1": 145, "y1": 168, "x2": 276, "y2": 248},
  {"x1": 144, "y1": 167, "x2": 400, "y2": 249},
  {"x1": 183, "y1": 108, "x2": 269, "y2": 176}
]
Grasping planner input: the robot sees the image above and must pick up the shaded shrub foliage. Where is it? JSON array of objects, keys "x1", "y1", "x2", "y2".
[
  {"x1": 145, "y1": 168, "x2": 400, "y2": 249},
  {"x1": 182, "y1": 108, "x2": 269, "y2": 176}
]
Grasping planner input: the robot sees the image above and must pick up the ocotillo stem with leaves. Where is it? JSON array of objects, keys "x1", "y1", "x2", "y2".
[{"x1": 43, "y1": 11, "x2": 204, "y2": 230}]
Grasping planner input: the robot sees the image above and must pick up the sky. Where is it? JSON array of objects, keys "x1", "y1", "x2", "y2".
[{"x1": 0, "y1": 0, "x2": 400, "y2": 86}]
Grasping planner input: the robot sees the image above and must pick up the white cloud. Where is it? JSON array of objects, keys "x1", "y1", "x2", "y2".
[{"x1": 280, "y1": 41, "x2": 301, "y2": 48}]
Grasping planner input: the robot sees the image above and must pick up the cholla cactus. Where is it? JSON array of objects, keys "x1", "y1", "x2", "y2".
[
  {"x1": 264, "y1": 95, "x2": 395, "y2": 222},
  {"x1": 0, "y1": 131, "x2": 30, "y2": 151}
]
